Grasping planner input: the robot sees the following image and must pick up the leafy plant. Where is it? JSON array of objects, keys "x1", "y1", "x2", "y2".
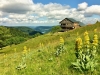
[
  {"x1": 55, "y1": 37, "x2": 66, "y2": 56},
  {"x1": 72, "y1": 30, "x2": 98, "y2": 74}
]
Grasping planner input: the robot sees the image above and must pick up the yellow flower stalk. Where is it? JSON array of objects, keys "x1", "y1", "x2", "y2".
[
  {"x1": 76, "y1": 37, "x2": 83, "y2": 49},
  {"x1": 93, "y1": 34, "x2": 98, "y2": 46},
  {"x1": 94, "y1": 29, "x2": 97, "y2": 33},
  {"x1": 14, "y1": 48, "x2": 16, "y2": 52},
  {"x1": 28, "y1": 48, "x2": 30, "y2": 52},
  {"x1": 60, "y1": 37, "x2": 64, "y2": 44},
  {"x1": 84, "y1": 31, "x2": 88, "y2": 36},
  {"x1": 40, "y1": 43, "x2": 44, "y2": 48},
  {"x1": 23, "y1": 46, "x2": 27, "y2": 51},
  {"x1": 84, "y1": 31, "x2": 90, "y2": 45},
  {"x1": 23, "y1": 46, "x2": 27, "y2": 54}
]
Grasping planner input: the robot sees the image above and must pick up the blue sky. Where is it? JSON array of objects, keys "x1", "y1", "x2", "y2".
[
  {"x1": 33, "y1": 0, "x2": 100, "y2": 7},
  {"x1": 0, "y1": 0, "x2": 100, "y2": 26}
]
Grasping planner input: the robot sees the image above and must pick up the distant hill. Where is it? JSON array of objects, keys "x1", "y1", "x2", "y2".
[
  {"x1": 11, "y1": 26, "x2": 42, "y2": 36},
  {"x1": 7, "y1": 27, "x2": 29, "y2": 37},
  {"x1": 13, "y1": 26, "x2": 34, "y2": 34},
  {"x1": 28, "y1": 26, "x2": 53, "y2": 33}
]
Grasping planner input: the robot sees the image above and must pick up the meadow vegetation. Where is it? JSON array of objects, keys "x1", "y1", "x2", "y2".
[{"x1": 0, "y1": 22, "x2": 100, "y2": 75}]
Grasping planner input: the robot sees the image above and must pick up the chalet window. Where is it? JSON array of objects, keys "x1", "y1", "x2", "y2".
[
  {"x1": 72, "y1": 26, "x2": 75, "y2": 29},
  {"x1": 61, "y1": 24, "x2": 66, "y2": 25},
  {"x1": 62, "y1": 27, "x2": 66, "y2": 29}
]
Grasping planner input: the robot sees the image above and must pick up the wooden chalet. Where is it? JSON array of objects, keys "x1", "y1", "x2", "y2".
[{"x1": 59, "y1": 18, "x2": 85, "y2": 31}]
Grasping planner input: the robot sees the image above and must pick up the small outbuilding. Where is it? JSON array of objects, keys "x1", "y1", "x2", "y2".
[{"x1": 59, "y1": 18, "x2": 85, "y2": 31}]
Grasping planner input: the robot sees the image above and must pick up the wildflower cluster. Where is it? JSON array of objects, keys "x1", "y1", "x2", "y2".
[
  {"x1": 84, "y1": 31, "x2": 90, "y2": 46},
  {"x1": 75, "y1": 37, "x2": 83, "y2": 58},
  {"x1": 16, "y1": 46, "x2": 29, "y2": 70},
  {"x1": 40, "y1": 43, "x2": 44, "y2": 48},
  {"x1": 60, "y1": 37, "x2": 64, "y2": 45},
  {"x1": 72, "y1": 29, "x2": 98, "y2": 73},
  {"x1": 14, "y1": 48, "x2": 16, "y2": 52},
  {"x1": 23, "y1": 46, "x2": 28, "y2": 55},
  {"x1": 55, "y1": 37, "x2": 65, "y2": 56},
  {"x1": 38, "y1": 43, "x2": 44, "y2": 52}
]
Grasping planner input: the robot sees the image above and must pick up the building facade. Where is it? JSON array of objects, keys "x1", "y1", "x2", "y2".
[{"x1": 59, "y1": 18, "x2": 84, "y2": 31}]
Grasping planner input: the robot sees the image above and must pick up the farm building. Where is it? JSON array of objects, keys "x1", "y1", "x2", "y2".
[{"x1": 59, "y1": 18, "x2": 85, "y2": 31}]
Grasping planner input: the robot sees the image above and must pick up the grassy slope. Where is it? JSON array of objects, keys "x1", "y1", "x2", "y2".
[{"x1": 0, "y1": 22, "x2": 100, "y2": 75}]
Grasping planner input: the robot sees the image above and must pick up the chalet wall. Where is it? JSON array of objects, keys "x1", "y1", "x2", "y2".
[
  {"x1": 73, "y1": 23, "x2": 80, "y2": 28},
  {"x1": 60, "y1": 19, "x2": 73, "y2": 27},
  {"x1": 60, "y1": 18, "x2": 81, "y2": 31}
]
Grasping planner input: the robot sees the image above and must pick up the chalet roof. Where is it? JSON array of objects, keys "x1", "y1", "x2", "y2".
[
  {"x1": 60, "y1": 18, "x2": 85, "y2": 26},
  {"x1": 65, "y1": 18, "x2": 78, "y2": 23},
  {"x1": 78, "y1": 21, "x2": 85, "y2": 26}
]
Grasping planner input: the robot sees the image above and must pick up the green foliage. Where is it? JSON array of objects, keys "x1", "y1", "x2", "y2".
[
  {"x1": 0, "y1": 26, "x2": 30, "y2": 49},
  {"x1": 14, "y1": 26, "x2": 34, "y2": 34},
  {"x1": 0, "y1": 22, "x2": 100, "y2": 75},
  {"x1": 32, "y1": 33, "x2": 42, "y2": 38},
  {"x1": 50, "y1": 25, "x2": 61, "y2": 33},
  {"x1": 8, "y1": 27, "x2": 29, "y2": 37},
  {"x1": 5, "y1": 37, "x2": 26, "y2": 46},
  {"x1": 55, "y1": 37, "x2": 66, "y2": 56},
  {"x1": 0, "y1": 26, "x2": 11, "y2": 48},
  {"x1": 55, "y1": 44, "x2": 65, "y2": 57},
  {"x1": 0, "y1": 40, "x2": 5, "y2": 49},
  {"x1": 72, "y1": 31, "x2": 98, "y2": 74}
]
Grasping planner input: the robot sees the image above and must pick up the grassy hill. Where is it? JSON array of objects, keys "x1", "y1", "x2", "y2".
[{"x1": 0, "y1": 22, "x2": 100, "y2": 75}]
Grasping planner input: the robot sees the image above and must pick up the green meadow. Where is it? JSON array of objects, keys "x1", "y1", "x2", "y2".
[{"x1": 0, "y1": 22, "x2": 100, "y2": 75}]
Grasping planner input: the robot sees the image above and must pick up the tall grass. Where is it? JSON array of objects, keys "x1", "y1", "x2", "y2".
[{"x1": 0, "y1": 22, "x2": 100, "y2": 75}]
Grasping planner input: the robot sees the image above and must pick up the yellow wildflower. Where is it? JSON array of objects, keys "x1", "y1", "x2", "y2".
[
  {"x1": 94, "y1": 29, "x2": 97, "y2": 33},
  {"x1": 28, "y1": 48, "x2": 30, "y2": 52},
  {"x1": 84, "y1": 35, "x2": 90, "y2": 41},
  {"x1": 93, "y1": 34, "x2": 98, "y2": 46},
  {"x1": 84, "y1": 31, "x2": 88, "y2": 36},
  {"x1": 84, "y1": 31, "x2": 90, "y2": 45},
  {"x1": 94, "y1": 34, "x2": 98, "y2": 40},
  {"x1": 23, "y1": 50, "x2": 27, "y2": 54},
  {"x1": 14, "y1": 48, "x2": 16, "y2": 52},
  {"x1": 76, "y1": 38, "x2": 82, "y2": 49},
  {"x1": 60, "y1": 37, "x2": 64, "y2": 44},
  {"x1": 24, "y1": 46, "x2": 27, "y2": 50},
  {"x1": 40, "y1": 43, "x2": 44, "y2": 47},
  {"x1": 23, "y1": 46, "x2": 27, "y2": 54}
]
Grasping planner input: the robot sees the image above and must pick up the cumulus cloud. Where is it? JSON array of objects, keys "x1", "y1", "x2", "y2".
[
  {"x1": 0, "y1": 1, "x2": 100, "y2": 25},
  {"x1": 85, "y1": 5, "x2": 100, "y2": 16},
  {"x1": 0, "y1": 0, "x2": 33, "y2": 14},
  {"x1": 78, "y1": 2, "x2": 88, "y2": 11},
  {"x1": 0, "y1": 3, "x2": 33, "y2": 14},
  {"x1": 0, "y1": 12, "x2": 3, "y2": 17}
]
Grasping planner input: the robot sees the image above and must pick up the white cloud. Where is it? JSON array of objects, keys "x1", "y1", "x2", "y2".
[
  {"x1": 85, "y1": 5, "x2": 100, "y2": 15},
  {"x1": 78, "y1": 2, "x2": 88, "y2": 10},
  {"x1": 0, "y1": 12, "x2": 3, "y2": 17},
  {"x1": 0, "y1": 0, "x2": 33, "y2": 14},
  {"x1": 0, "y1": 1, "x2": 100, "y2": 25}
]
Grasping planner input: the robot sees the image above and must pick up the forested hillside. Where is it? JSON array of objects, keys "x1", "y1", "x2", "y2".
[{"x1": 0, "y1": 26, "x2": 30, "y2": 49}]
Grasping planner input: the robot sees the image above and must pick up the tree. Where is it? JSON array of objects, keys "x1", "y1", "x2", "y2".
[
  {"x1": 50, "y1": 25, "x2": 61, "y2": 33},
  {"x1": 0, "y1": 26, "x2": 11, "y2": 49}
]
